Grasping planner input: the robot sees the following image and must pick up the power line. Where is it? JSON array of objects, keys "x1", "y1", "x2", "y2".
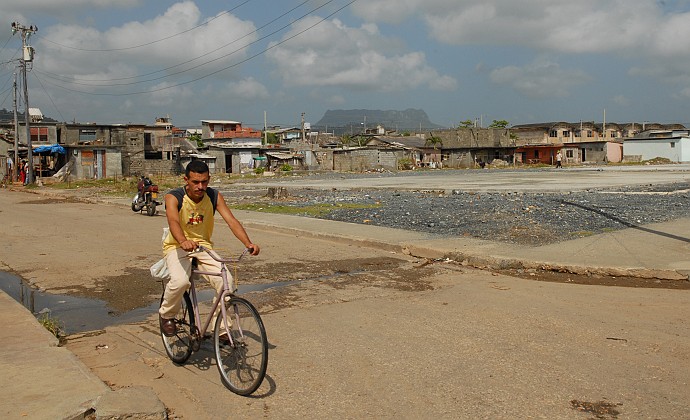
[
  {"x1": 36, "y1": 0, "x2": 252, "y2": 52},
  {"x1": 31, "y1": 72, "x2": 66, "y2": 122},
  {"x1": 41, "y1": 0, "x2": 358, "y2": 97},
  {"x1": 35, "y1": 0, "x2": 357, "y2": 96},
  {"x1": 35, "y1": 0, "x2": 319, "y2": 86}
]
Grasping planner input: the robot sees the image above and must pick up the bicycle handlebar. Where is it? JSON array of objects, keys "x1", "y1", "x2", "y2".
[{"x1": 192, "y1": 245, "x2": 250, "y2": 263}]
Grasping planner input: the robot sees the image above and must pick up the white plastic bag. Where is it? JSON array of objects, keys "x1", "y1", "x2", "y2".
[
  {"x1": 150, "y1": 258, "x2": 170, "y2": 279},
  {"x1": 150, "y1": 227, "x2": 171, "y2": 279}
]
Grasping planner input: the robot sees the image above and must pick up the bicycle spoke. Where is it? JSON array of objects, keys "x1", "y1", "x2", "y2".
[{"x1": 214, "y1": 297, "x2": 268, "y2": 395}]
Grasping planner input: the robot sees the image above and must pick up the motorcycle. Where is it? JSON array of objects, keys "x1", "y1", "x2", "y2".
[{"x1": 131, "y1": 176, "x2": 161, "y2": 216}]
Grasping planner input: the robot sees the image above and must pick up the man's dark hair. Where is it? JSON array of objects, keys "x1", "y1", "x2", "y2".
[{"x1": 185, "y1": 160, "x2": 209, "y2": 177}]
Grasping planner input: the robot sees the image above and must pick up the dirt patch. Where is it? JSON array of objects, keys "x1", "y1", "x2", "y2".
[
  {"x1": 496, "y1": 268, "x2": 690, "y2": 289},
  {"x1": 240, "y1": 257, "x2": 406, "y2": 283},
  {"x1": 51, "y1": 268, "x2": 163, "y2": 314},
  {"x1": 43, "y1": 257, "x2": 420, "y2": 316},
  {"x1": 247, "y1": 263, "x2": 439, "y2": 314},
  {"x1": 570, "y1": 399, "x2": 622, "y2": 419},
  {"x1": 17, "y1": 197, "x2": 84, "y2": 205}
]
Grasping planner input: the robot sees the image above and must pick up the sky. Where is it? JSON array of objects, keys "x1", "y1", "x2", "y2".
[{"x1": 1, "y1": 0, "x2": 690, "y2": 130}]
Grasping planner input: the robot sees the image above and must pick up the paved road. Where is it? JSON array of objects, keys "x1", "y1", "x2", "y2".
[
  {"x1": 243, "y1": 164, "x2": 690, "y2": 192},
  {"x1": 2, "y1": 167, "x2": 689, "y2": 419}
]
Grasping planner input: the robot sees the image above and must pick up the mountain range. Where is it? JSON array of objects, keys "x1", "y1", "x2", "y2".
[{"x1": 314, "y1": 109, "x2": 444, "y2": 134}]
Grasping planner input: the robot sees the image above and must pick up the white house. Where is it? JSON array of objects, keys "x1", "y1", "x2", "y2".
[{"x1": 623, "y1": 130, "x2": 690, "y2": 163}]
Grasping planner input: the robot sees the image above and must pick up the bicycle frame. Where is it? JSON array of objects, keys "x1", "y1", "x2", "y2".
[{"x1": 187, "y1": 247, "x2": 247, "y2": 347}]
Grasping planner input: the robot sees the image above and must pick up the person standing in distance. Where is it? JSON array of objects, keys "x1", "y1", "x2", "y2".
[
  {"x1": 159, "y1": 160, "x2": 260, "y2": 336},
  {"x1": 556, "y1": 151, "x2": 563, "y2": 168}
]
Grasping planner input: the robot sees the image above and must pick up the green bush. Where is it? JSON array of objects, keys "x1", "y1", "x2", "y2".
[
  {"x1": 280, "y1": 163, "x2": 293, "y2": 172},
  {"x1": 254, "y1": 167, "x2": 265, "y2": 175},
  {"x1": 398, "y1": 158, "x2": 414, "y2": 170}
]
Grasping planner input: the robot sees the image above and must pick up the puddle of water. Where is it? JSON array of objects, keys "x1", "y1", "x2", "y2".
[{"x1": 0, "y1": 271, "x2": 300, "y2": 334}]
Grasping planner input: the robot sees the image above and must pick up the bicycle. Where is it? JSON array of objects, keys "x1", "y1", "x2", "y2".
[{"x1": 159, "y1": 246, "x2": 268, "y2": 396}]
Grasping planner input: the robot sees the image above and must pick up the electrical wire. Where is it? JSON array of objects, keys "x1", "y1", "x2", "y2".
[
  {"x1": 35, "y1": 0, "x2": 317, "y2": 85},
  {"x1": 0, "y1": 84, "x2": 12, "y2": 109},
  {"x1": 36, "y1": 0, "x2": 252, "y2": 52},
  {"x1": 31, "y1": 72, "x2": 66, "y2": 122},
  {"x1": 0, "y1": 34, "x2": 16, "y2": 59},
  {"x1": 40, "y1": 0, "x2": 358, "y2": 96}
]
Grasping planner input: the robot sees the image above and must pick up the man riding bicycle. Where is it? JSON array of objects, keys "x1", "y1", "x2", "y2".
[{"x1": 159, "y1": 160, "x2": 260, "y2": 336}]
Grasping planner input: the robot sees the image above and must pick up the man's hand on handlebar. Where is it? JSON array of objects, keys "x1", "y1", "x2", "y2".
[
  {"x1": 180, "y1": 239, "x2": 199, "y2": 252},
  {"x1": 246, "y1": 243, "x2": 260, "y2": 256}
]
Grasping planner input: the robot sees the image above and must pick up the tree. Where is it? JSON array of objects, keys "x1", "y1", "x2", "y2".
[
  {"x1": 488, "y1": 119, "x2": 509, "y2": 129},
  {"x1": 266, "y1": 132, "x2": 279, "y2": 144},
  {"x1": 459, "y1": 119, "x2": 473, "y2": 128},
  {"x1": 188, "y1": 133, "x2": 203, "y2": 148},
  {"x1": 425, "y1": 136, "x2": 443, "y2": 150}
]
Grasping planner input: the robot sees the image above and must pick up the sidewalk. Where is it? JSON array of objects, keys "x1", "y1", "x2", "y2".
[
  {"x1": 2, "y1": 188, "x2": 688, "y2": 418},
  {"x1": 235, "y1": 210, "x2": 690, "y2": 281},
  {"x1": 0, "y1": 290, "x2": 165, "y2": 420}
]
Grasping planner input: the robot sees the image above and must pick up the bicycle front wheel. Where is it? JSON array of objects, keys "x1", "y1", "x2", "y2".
[
  {"x1": 161, "y1": 292, "x2": 195, "y2": 364},
  {"x1": 214, "y1": 297, "x2": 268, "y2": 395}
]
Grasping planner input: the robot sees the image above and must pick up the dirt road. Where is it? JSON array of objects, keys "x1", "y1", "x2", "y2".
[{"x1": 1, "y1": 189, "x2": 689, "y2": 418}]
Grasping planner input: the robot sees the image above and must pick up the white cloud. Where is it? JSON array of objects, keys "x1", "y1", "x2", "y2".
[
  {"x1": 34, "y1": 2, "x2": 257, "y2": 93},
  {"x1": 351, "y1": 0, "x2": 421, "y2": 24},
  {"x1": 327, "y1": 94, "x2": 346, "y2": 105},
  {"x1": 352, "y1": 0, "x2": 660, "y2": 53},
  {"x1": 147, "y1": 81, "x2": 194, "y2": 107},
  {"x1": 353, "y1": 0, "x2": 690, "y2": 90},
  {"x1": 226, "y1": 77, "x2": 269, "y2": 100},
  {"x1": 266, "y1": 17, "x2": 456, "y2": 92},
  {"x1": 612, "y1": 95, "x2": 631, "y2": 106},
  {"x1": 401, "y1": 0, "x2": 659, "y2": 54},
  {"x1": 489, "y1": 59, "x2": 590, "y2": 98}
]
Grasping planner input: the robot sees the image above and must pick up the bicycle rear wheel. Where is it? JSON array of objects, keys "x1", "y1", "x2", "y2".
[
  {"x1": 161, "y1": 292, "x2": 195, "y2": 364},
  {"x1": 214, "y1": 297, "x2": 268, "y2": 395}
]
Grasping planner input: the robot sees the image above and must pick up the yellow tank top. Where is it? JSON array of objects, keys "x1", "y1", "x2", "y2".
[{"x1": 163, "y1": 190, "x2": 215, "y2": 253}]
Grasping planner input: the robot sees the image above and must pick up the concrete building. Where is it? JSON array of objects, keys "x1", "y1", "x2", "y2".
[{"x1": 623, "y1": 130, "x2": 690, "y2": 163}]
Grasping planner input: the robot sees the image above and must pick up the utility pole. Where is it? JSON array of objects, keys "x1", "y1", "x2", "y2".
[
  {"x1": 263, "y1": 111, "x2": 267, "y2": 146},
  {"x1": 12, "y1": 21, "x2": 38, "y2": 184},
  {"x1": 301, "y1": 112, "x2": 306, "y2": 142},
  {"x1": 12, "y1": 72, "x2": 19, "y2": 182}
]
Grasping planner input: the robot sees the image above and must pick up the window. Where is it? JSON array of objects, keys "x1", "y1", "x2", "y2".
[
  {"x1": 671, "y1": 142, "x2": 676, "y2": 148},
  {"x1": 549, "y1": 130, "x2": 557, "y2": 137},
  {"x1": 566, "y1": 150, "x2": 574, "y2": 158},
  {"x1": 534, "y1": 150, "x2": 540, "y2": 158},
  {"x1": 79, "y1": 129, "x2": 97, "y2": 142},
  {"x1": 562, "y1": 130, "x2": 570, "y2": 137},
  {"x1": 30, "y1": 127, "x2": 48, "y2": 142},
  {"x1": 587, "y1": 131, "x2": 593, "y2": 137}
]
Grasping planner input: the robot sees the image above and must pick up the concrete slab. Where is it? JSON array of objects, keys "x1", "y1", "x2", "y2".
[{"x1": 0, "y1": 290, "x2": 166, "y2": 420}]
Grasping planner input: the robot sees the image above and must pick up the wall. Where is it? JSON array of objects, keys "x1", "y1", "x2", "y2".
[
  {"x1": 623, "y1": 138, "x2": 688, "y2": 162},
  {"x1": 430, "y1": 128, "x2": 514, "y2": 148},
  {"x1": 333, "y1": 149, "x2": 399, "y2": 171},
  {"x1": 444, "y1": 151, "x2": 473, "y2": 168},
  {"x1": 606, "y1": 142, "x2": 623, "y2": 163},
  {"x1": 578, "y1": 143, "x2": 607, "y2": 163}
]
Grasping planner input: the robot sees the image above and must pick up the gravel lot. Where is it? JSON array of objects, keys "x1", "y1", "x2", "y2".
[{"x1": 222, "y1": 172, "x2": 690, "y2": 246}]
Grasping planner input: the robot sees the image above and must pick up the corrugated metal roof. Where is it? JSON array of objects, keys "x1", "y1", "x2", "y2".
[
  {"x1": 265, "y1": 151, "x2": 301, "y2": 159},
  {"x1": 201, "y1": 120, "x2": 241, "y2": 124}
]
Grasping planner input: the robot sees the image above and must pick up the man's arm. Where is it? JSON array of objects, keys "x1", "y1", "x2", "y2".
[
  {"x1": 215, "y1": 192, "x2": 260, "y2": 255},
  {"x1": 164, "y1": 194, "x2": 198, "y2": 252}
]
